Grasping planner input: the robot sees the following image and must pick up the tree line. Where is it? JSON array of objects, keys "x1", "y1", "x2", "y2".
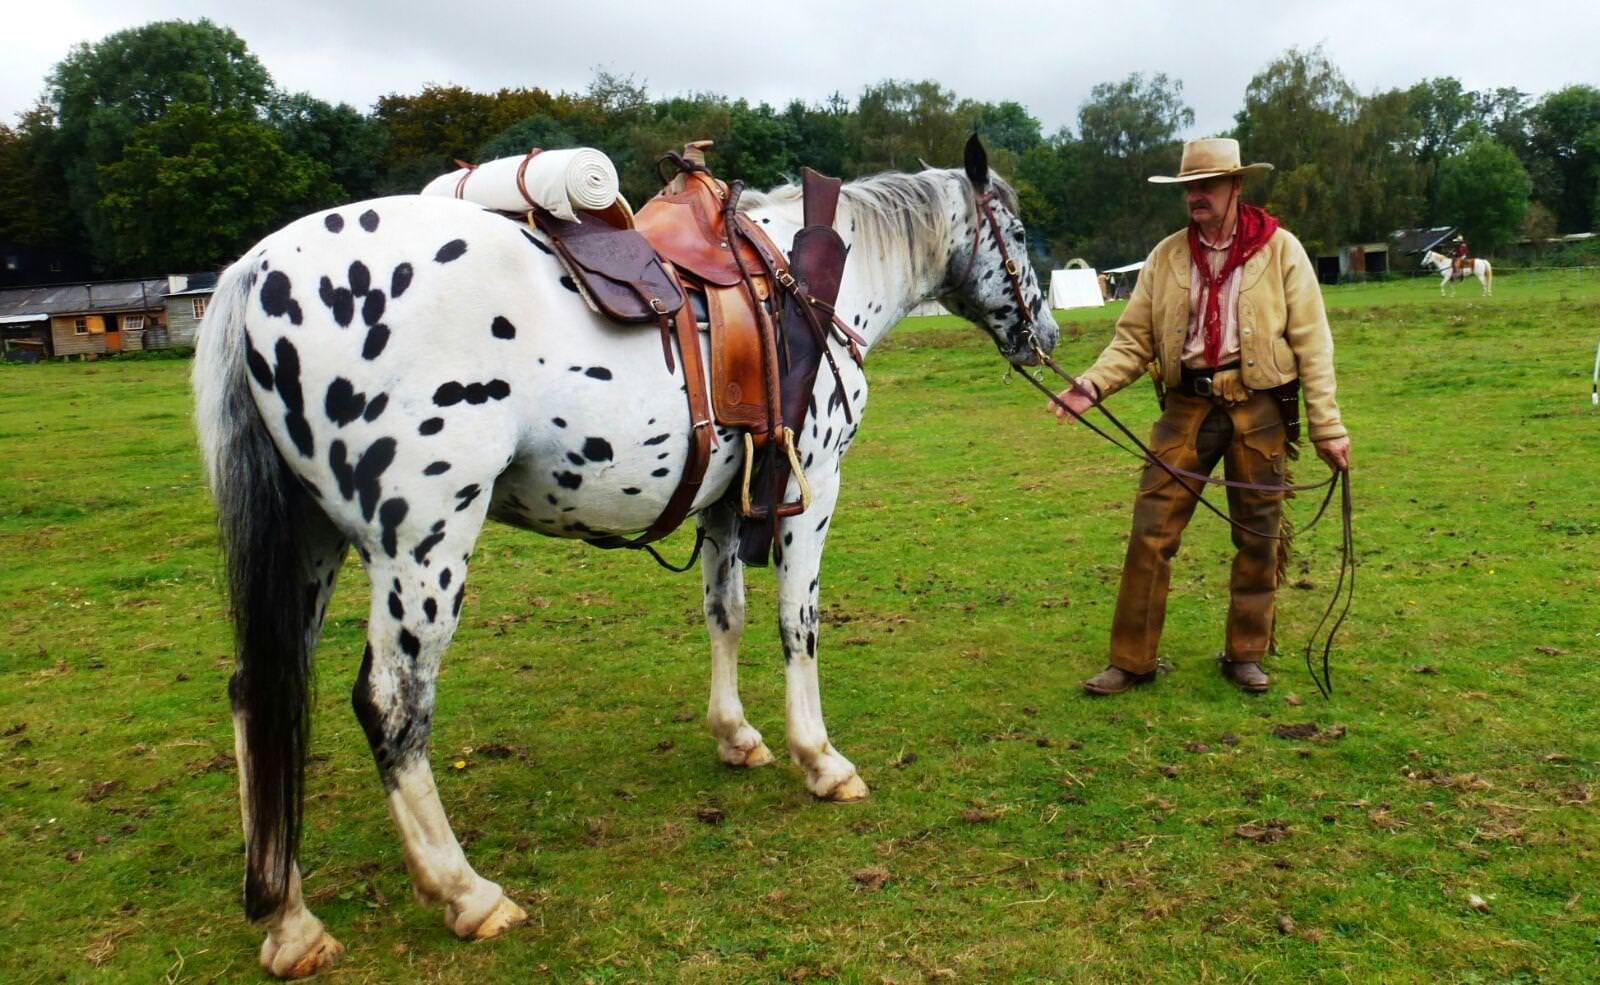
[{"x1": 0, "y1": 19, "x2": 1595, "y2": 278}]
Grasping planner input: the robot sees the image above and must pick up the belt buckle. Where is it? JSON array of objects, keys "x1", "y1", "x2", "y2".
[{"x1": 1193, "y1": 376, "x2": 1212, "y2": 397}]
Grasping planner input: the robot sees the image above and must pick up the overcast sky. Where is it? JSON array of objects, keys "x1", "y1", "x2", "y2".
[{"x1": 4, "y1": 1, "x2": 1594, "y2": 141}]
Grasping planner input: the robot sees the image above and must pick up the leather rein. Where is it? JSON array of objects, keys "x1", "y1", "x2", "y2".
[{"x1": 960, "y1": 189, "x2": 1352, "y2": 698}]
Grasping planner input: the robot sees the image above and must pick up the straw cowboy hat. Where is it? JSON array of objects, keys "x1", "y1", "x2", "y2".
[{"x1": 1148, "y1": 138, "x2": 1273, "y2": 184}]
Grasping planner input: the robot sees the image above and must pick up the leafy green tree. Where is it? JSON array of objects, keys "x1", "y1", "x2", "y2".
[
  {"x1": 478, "y1": 114, "x2": 578, "y2": 161},
  {"x1": 1071, "y1": 73, "x2": 1193, "y2": 264},
  {"x1": 782, "y1": 96, "x2": 850, "y2": 178},
  {"x1": 719, "y1": 101, "x2": 800, "y2": 189},
  {"x1": 96, "y1": 105, "x2": 337, "y2": 273},
  {"x1": 1437, "y1": 137, "x2": 1532, "y2": 253},
  {"x1": 269, "y1": 93, "x2": 388, "y2": 201},
  {"x1": 1407, "y1": 77, "x2": 1475, "y2": 218},
  {"x1": 1236, "y1": 47, "x2": 1358, "y2": 202},
  {"x1": 43, "y1": 19, "x2": 273, "y2": 230},
  {"x1": 847, "y1": 80, "x2": 972, "y2": 173},
  {"x1": 1529, "y1": 85, "x2": 1600, "y2": 232},
  {"x1": 975, "y1": 101, "x2": 1043, "y2": 155},
  {"x1": 0, "y1": 116, "x2": 74, "y2": 246}
]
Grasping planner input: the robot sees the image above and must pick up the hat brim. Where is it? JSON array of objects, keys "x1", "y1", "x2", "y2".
[{"x1": 1148, "y1": 162, "x2": 1274, "y2": 184}]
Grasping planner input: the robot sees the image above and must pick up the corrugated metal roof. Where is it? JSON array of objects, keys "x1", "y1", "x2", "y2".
[
  {"x1": 1390, "y1": 226, "x2": 1457, "y2": 255},
  {"x1": 0, "y1": 279, "x2": 169, "y2": 317}
]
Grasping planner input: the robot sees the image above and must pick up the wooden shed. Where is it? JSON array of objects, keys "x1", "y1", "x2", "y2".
[{"x1": 0, "y1": 279, "x2": 169, "y2": 359}]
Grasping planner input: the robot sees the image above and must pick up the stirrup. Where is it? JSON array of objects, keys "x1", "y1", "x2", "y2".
[{"x1": 739, "y1": 427, "x2": 811, "y2": 518}]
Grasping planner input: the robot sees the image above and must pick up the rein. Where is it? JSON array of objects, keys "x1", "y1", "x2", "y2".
[{"x1": 962, "y1": 188, "x2": 1350, "y2": 697}]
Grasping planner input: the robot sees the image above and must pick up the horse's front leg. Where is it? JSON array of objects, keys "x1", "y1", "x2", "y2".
[
  {"x1": 699, "y1": 502, "x2": 773, "y2": 768},
  {"x1": 774, "y1": 472, "x2": 866, "y2": 801},
  {"x1": 352, "y1": 500, "x2": 526, "y2": 943}
]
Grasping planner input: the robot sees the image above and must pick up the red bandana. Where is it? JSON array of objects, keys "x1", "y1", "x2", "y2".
[{"x1": 1187, "y1": 203, "x2": 1279, "y2": 367}]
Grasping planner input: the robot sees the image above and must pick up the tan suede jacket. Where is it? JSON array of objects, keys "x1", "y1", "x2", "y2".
[{"x1": 1078, "y1": 227, "x2": 1347, "y2": 441}]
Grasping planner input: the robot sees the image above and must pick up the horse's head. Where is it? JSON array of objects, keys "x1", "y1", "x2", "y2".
[
  {"x1": 937, "y1": 136, "x2": 1058, "y2": 367},
  {"x1": 1421, "y1": 250, "x2": 1442, "y2": 270}
]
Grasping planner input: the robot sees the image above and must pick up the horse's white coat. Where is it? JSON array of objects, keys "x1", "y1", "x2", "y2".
[
  {"x1": 196, "y1": 162, "x2": 1051, "y2": 970},
  {"x1": 1422, "y1": 249, "x2": 1493, "y2": 295}
]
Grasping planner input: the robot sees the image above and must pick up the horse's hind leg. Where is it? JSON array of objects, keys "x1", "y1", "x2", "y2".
[
  {"x1": 699, "y1": 503, "x2": 773, "y2": 768},
  {"x1": 350, "y1": 498, "x2": 527, "y2": 941},
  {"x1": 230, "y1": 512, "x2": 348, "y2": 978}
]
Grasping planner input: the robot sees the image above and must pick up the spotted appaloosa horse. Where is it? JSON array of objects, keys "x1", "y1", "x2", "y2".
[{"x1": 192, "y1": 136, "x2": 1054, "y2": 977}]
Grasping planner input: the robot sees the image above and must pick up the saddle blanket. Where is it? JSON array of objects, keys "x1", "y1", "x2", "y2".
[{"x1": 422, "y1": 148, "x2": 619, "y2": 221}]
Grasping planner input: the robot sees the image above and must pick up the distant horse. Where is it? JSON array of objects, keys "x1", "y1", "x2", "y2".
[
  {"x1": 1422, "y1": 249, "x2": 1493, "y2": 296},
  {"x1": 191, "y1": 137, "x2": 1055, "y2": 977}
]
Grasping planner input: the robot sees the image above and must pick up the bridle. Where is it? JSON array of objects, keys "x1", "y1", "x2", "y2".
[{"x1": 954, "y1": 185, "x2": 1353, "y2": 698}]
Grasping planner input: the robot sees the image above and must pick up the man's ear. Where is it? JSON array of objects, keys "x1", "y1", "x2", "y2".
[{"x1": 964, "y1": 134, "x2": 989, "y2": 192}]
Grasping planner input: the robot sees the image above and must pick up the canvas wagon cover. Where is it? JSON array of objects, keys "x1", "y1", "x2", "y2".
[{"x1": 1048, "y1": 269, "x2": 1103, "y2": 310}]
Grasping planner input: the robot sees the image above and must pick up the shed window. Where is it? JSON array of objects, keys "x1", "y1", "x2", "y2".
[
  {"x1": 74, "y1": 318, "x2": 88, "y2": 335},
  {"x1": 124, "y1": 314, "x2": 145, "y2": 331},
  {"x1": 191, "y1": 298, "x2": 207, "y2": 320}
]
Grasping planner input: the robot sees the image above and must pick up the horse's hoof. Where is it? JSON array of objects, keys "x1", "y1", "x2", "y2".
[
  {"x1": 262, "y1": 930, "x2": 345, "y2": 980},
  {"x1": 821, "y1": 773, "x2": 870, "y2": 803},
  {"x1": 722, "y1": 741, "x2": 774, "y2": 768},
  {"x1": 470, "y1": 895, "x2": 529, "y2": 941}
]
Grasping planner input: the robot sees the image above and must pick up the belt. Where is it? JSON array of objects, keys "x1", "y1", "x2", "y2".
[{"x1": 1177, "y1": 362, "x2": 1240, "y2": 398}]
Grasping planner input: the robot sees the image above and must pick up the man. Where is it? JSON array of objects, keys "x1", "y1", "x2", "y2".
[
  {"x1": 1452, "y1": 234, "x2": 1469, "y2": 279},
  {"x1": 1050, "y1": 138, "x2": 1351, "y2": 695}
]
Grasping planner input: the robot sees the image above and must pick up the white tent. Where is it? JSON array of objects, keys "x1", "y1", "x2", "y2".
[
  {"x1": 1048, "y1": 268, "x2": 1104, "y2": 310},
  {"x1": 906, "y1": 300, "x2": 948, "y2": 317},
  {"x1": 1104, "y1": 260, "x2": 1145, "y2": 274}
]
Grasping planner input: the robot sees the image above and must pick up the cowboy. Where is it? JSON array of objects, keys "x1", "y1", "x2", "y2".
[
  {"x1": 1452, "y1": 234, "x2": 1469, "y2": 279},
  {"x1": 1050, "y1": 138, "x2": 1351, "y2": 695}
]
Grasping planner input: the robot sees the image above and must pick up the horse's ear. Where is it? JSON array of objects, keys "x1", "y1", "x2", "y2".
[{"x1": 964, "y1": 134, "x2": 989, "y2": 192}]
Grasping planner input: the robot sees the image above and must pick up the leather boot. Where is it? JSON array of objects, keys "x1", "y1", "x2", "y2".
[
  {"x1": 1220, "y1": 659, "x2": 1270, "y2": 693},
  {"x1": 1082, "y1": 666, "x2": 1157, "y2": 696}
]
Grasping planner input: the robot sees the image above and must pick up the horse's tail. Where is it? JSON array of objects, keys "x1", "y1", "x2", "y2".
[
  {"x1": 1486, "y1": 261, "x2": 1493, "y2": 292},
  {"x1": 193, "y1": 259, "x2": 317, "y2": 921}
]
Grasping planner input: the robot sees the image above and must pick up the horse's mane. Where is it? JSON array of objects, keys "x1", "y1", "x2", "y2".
[{"x1": 739, "y1": 167, "x2": 1018, "y2": 289}]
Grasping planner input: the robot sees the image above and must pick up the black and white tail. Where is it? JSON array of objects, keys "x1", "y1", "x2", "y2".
[{"x1": 193, "y1": 261, "x2": 318, "y2": 920}]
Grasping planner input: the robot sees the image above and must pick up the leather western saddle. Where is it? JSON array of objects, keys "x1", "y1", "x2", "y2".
[{"x1": 520, "y1": 144, "x2": 862, "y2": 565}]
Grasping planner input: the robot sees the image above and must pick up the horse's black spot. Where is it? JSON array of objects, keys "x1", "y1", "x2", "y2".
[
  {"x1": 546, "y1": 494, "x2": 559, "y2": 505},
  {"x1": 643, "y1": 432, "x2": 671, "y2": 446},
  {"x1": 359, "y1": 209, "x2": 380, "y2": 232},
  {"x1": 423, "y1": 598, "x2": 438, "y2": 622},
  {"x1": 434, "y1": 239, "x2": 468, "y2": 263},
  {"x1": 491, "y1": 316, "x2": 516, "y2": 340},
  {"x1": 319, "y1": 277, "x2": 355, "y2": 326},
  {"x1": 784, "y1": 531, "x2": 794, "y2": 546},
  {"x1": 804, "y1": 452, "x2": 813, "y2": 468},
  {"x1": 656, "y1": 451, "x2": 669, "y2": 460},
  {"x1": 244, "y1": 334, "x2": 273, "y2": 389},
  {"x1": 581, "y1": 437, "x2": 613, "y2": 462},
  {"x1": 554, "y1": 471, "x2": 582, "y2": 489},
  {"x1": 362, "y1": 324, "x2": 390, "y2": 359},
  {"x1": 378, "y1": 496, "x2": 408, "y2": 557},
  {"x1": 622, "y1": 487, "x2": 640, "y2": 495},
  {"x1": 559, "y1": 275, "x2": 579, "y2": 293},
  {"x1": 452, "y1": 585, "x2": 466, "y2": 616},
  {"x1": 823, "y1": 427, "x2": 833, "y2": 447},
  {"x1": 412, "y1": 526, "x2": 446, "y2": 564},
  {"x1": 439, "y1": 568, "x2": 452, "y2": 590},
  {"x1": 324, "y1": 213, "x2": 344, "y2": 233},
  {"x1": 566, "y1": 452, "x2": 585, "y2": 467},
  {"x1": 324, "y1": 377, "x2": 367, "y2": 426},
  {"x1": 551, "y1": 417, "x2": 566, "y2": 428},
  {"x1": 388, "y1": 592, "x2": 404, "y2": 619},
  {"x1": 329, "y1": 440, "x2": 354, "y2": 499},
  {"x1": 348, "y1": 261, "x2": 372, "y2": 297},
  {"x1": 260, "y1": 271, "x2": 303, "y2": 325},
  {"x1": 391, "y1": 263, "x2": 413, "y2": 299},
  {"x1": 520, "y1": 229, "x2": 554, "y2": 254},
  {"x1": 399, "y1": 629, "x2": 421, "y2": 658},
  {"x1": 432, "y1": 379, "x2": 510, "y2": 406},
  {"x1": 651, "y1": 467, "x2": 670, "y2": 478},
  {"x1": 419, "y1": 417, "x2": 444, "y2": 435},
  {"x1": 423, "y1": 461, "x2": 451, "y2": 476},
  {"x1": 355, "y1": 441, "x2": 400, "y2": 519},
  {"x1": 272, "y1": 338, "x2": 313, "y2": 457},
  {"x1": 362, "y1": 393, "x2": 388, "y2": 423},
  {"x1": 362, "y1": 289, "x2": 386, "y2": 326},
  {"x1": 584, "y1": 367, "x2": 612, "y2": 381},
  {"x1": 453, "y1": 484, "x2": 480, "y2": 511},
  {"x1": 805, "y1": 630, "x2": 816, "y2": 657}
]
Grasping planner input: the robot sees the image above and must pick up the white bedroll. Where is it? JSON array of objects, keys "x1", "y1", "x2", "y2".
[{"x1": 421, "y1": 148, "x2": 620, "y2": 221}]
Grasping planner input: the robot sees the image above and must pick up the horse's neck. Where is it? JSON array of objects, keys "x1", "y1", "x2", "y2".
[{"x1": 837, "y1": 178, "x2": 966, "y2": 355}]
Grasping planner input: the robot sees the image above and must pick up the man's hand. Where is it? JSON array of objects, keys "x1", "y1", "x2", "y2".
[
  {"x1": 1048, "y1": 382, "x2": 1096, "y2": 423},
  {"x1": 1314, "y1": 435, "x2": 1351, "y2": 471}
]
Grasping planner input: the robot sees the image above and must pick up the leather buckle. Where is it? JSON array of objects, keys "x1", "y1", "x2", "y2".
[
  {"x1": 1192, "y1": 376, "x2": 1212, "y2": 397},
  {"x1": 649, "y1": 297, "x2": 668, "y2": 315},
  {"x1": 1004, "y1": 258, "x2": 1020, "y2": 276}
]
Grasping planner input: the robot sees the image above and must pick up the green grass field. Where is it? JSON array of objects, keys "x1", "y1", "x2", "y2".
[{"x1": 2, "y1": 270, "x2": 1597, "y2": 983}]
